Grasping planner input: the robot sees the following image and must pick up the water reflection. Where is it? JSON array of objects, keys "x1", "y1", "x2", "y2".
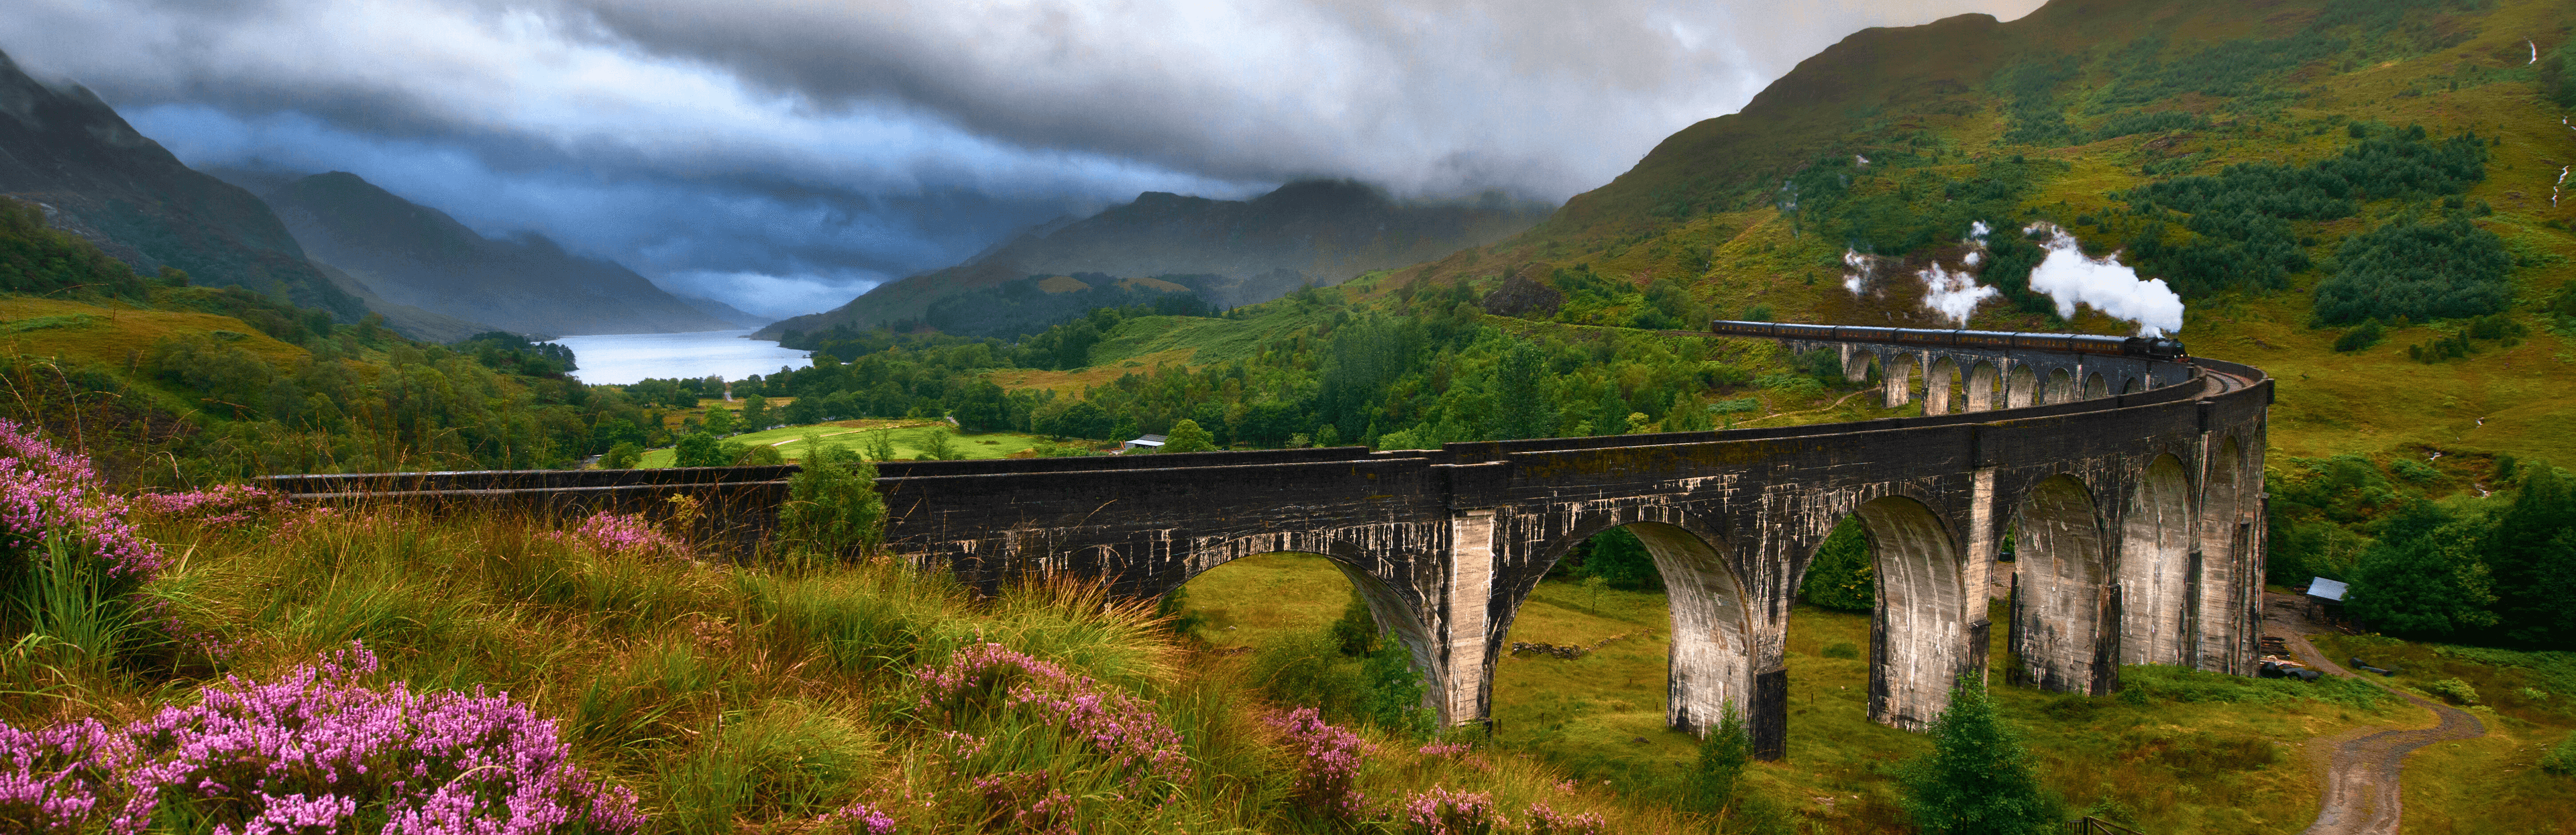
[{"x1": 544, "y1": 330, "x2": 811, "y2": 385}]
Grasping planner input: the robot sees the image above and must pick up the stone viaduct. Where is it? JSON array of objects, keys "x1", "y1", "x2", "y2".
[{"x1": 265, "y1": 333, "x2": 2271, "y2": 761}]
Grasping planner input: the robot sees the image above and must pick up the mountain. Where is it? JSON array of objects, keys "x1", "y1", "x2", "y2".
[
  {"x1": 0, "y1": 49, "x2": 360, "y2": 319},
  {"x1": 259, "y1": 172, "x2": 728, "y2": 336},
  {"x1": 305, "y1": 258, "x2": 501, "y2": 344},
  {"x1": 1383, "y1": 0, "x2": 2576, "y2": 465},
  {"x1": 756, "y1": 179, "x2": 1550, "y2": 339},
  {"x1": 673, "y1": 293, "x2": 771, "y2": 329}
]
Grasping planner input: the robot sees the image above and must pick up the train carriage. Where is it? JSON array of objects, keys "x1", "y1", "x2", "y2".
[{"x1": 1707, "y1": 319, "x2": 2185, "y2": 359}]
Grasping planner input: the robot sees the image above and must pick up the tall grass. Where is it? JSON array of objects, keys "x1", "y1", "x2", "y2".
[{"x1": 0, "y1": 500, "x2": 1678, "y2": 832}]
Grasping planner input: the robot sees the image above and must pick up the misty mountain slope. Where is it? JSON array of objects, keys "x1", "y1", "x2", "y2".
[
  {"x1": 261, "y1": 172, "x2": 728, "y2": 336},
  {"x1": 0, "y1": 49, "x2": 361, "y2": 319},
  {"x1": 306, "y1": 258, "x2": 500, "y2": 344},
  {"x1": 756, "y1": 179, "x2": 1549, "y2": 339},
  {"x1": 1379, "y1": 0, "x2": 2576, "y2": 466}
]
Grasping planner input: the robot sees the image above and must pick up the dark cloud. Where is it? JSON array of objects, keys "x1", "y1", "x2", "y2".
[{"x1": 1, "y1": 0, "x2": 2042, "y2": 320}]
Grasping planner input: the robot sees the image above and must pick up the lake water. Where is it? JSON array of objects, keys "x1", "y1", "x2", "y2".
[{"x1": 545, "y1": 330, "x2": 812, "y2": 385}]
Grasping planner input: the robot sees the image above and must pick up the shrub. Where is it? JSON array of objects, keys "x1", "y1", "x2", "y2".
[
  {"x1": 1263, "y1": 707, "x2": 1371, "y2": 822},
  {"x1": 1400, "y1": 785, "x2": 1502, "y2": 835},
  {"x1": 1328, "y1": 588, "x2": 1378, "y2": 656},
  {"x1": 2424, "y1": 677, "x2": 2480, "y2": 705},
  {"x1": 549, "y1": 511, "x2": 690, "y2": 561},
  {"x1": 0, "y1": 643, "x2": 644, "y2": 832},
  {"x1": 1362, "y1": 645, "x2": 1436, "y2": 738},
  {"x1": 2332, "y1": 320, "x2": 2384, "y2": 352},
  {"x1": 1800, "y1": 518, "x2": 1874, "y2": 611},
  {"x1": 600, "y1": 441, "x2": 643, "y2": 469},
  {"x1": 2312, "y1": 216, "x2": 2513, "y2": 325},
  {"x1": 2391, "y1": 459, "x2": 2440, "y2": 484},
  {"x1": 735, "y1": 443, "x2": 786, "y2": 466},
  {"x1": 2542, "y1": 733, "x2": 2576, "y2": 777},
  {"x1": 779, "y1": 440, "x2": 885, "y2": 559}
]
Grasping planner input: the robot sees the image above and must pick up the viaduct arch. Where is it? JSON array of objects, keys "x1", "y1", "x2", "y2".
[{"x1": 263, "y1": 335, "x2": 2271, "y2": 761}]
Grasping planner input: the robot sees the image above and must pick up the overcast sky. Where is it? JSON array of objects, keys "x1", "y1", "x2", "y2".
[{"x1": 3, "y1": 0, "x2": 2043, "y2": 320}]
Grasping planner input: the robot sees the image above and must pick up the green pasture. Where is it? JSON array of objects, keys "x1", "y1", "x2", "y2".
[
  {"x1": 635, "y1": 421, "x2": 1059, "y2": 467},
  {"x1": 1177, "y1": 551, "x2": 2576, "y2": 833}
]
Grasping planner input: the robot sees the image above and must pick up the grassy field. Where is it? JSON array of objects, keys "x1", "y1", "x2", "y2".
[
  {"x1": 636, "y1": 420, "x2": 1069, "y2": 467},
  {"x1": 74, "y1": 502, "x2": 1710, "y2": 833},
  {"x1": 1179, "y1": 553, "x2": 2575, "y2": 833}
]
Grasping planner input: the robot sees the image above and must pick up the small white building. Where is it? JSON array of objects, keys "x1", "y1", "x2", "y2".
[{"x1": 1119, "y1": 434, "x2": 1166, "y2": 453}]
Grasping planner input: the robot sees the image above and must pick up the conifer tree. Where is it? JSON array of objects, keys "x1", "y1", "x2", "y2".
[
  {"x1": 1688, "y1": 703, "x2": 1752, "y2": 816},
  {"x1": 1901, "y1": 679, "x2": 2059, "y2": 835}
]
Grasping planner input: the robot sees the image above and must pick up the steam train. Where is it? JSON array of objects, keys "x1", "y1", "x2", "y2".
[{"x1": 1706, "y1": 320, "x2": 2188, "y2": 360}]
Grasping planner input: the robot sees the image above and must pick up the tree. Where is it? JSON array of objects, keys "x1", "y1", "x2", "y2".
[
  {"x1": 1901, "y1": 679, "x2": 2059, "y2": 835},
  {"x1": 739, "y1": 395, "x2": 771, "y2": 431},
  {"x1": 862, "y1": 429, "x2": 900, "y2": 462},
  {"x1": 1489, "y1": 339, "x2": 1552, "y2": 440},
  {"x1": 918, "y1": 428, "x2": 963, "y2": 461},
  {"x1": 702, "y1": 405, "x2": 736, "y2": 436},
  {"x1": 674, "y1": 433, "x2": 728, "y2": 467},
  {"x1": 1360, "y1": 644, "x2": 1433, "y2": 738},
  {"x1": 1577, "y1": 527, "x2": 1662, "y2": 590},
  {"x1": 2485, "y1": 465, "x2": 2576, "y2": 646},
  {"x1": 1328, "y1": 588, "x2": 1377, "y2": 657},
  {"x1": 600, "y1": 442, "x2": 643, "y2": 469},
  {"x1": 1163, "y1": 419, "x2": 1216, "y2": 453},
  {"x1": 2346, "y1": 518, "x2": 2498, "y2": 641},
  {"x1": 1053, "y1": 400, "x2": 1113, "y2": 440},
  {"x1": 778, "y1": 437, "x2": 884, "y2": 558},
  {"x1": 1688, "y1": 703, "x2": 1752, "y2": 816},
  {"x1": 1801, "y1": 518, "x2": 1876, "y2": 611},
  {"x1": 782, "y1": 395, "x2": 823, "y2": 426}
]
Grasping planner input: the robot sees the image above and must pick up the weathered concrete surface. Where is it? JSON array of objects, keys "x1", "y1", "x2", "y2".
[{"x1": 266, "y1": 349, "x2": 2271, "y2": 763}]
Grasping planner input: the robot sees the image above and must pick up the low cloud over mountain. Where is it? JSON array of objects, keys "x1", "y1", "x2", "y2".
[{"x1": 0, "y1": 0, "x2": 2040, "y2": 319}]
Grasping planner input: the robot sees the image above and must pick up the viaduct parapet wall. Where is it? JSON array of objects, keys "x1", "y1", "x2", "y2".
[{"x1": 264, "y1": 344, "x2": 2271, "y2": 761}]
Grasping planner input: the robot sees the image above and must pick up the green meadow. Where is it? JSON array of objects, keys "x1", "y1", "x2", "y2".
[{"x1": 1179, "y1": 553, "x2": 2576, "y2": 834}]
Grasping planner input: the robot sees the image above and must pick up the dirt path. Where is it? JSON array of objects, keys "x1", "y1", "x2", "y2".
[{"x1": 2262, "y1": 594, "x2": 2487, "y2": 835}]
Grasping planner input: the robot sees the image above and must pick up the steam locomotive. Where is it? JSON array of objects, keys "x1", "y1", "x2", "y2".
[{"x1": 1707, "y1": 320, "x2": 2188, "y2": 360}]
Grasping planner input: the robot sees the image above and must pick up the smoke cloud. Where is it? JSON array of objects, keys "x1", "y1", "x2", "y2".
[{"x1": 2022, "y1": 223, "x2": 2185, "y2": 336}]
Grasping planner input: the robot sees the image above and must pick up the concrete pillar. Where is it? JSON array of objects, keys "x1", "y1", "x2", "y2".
[{"x1": 1442, "y1": 508, "x2": 1497, "y2": 727}]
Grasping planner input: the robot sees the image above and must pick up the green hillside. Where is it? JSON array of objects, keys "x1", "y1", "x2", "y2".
[{"x1": 1380, "y1": 0, "x2": 2576, "y2": 467}]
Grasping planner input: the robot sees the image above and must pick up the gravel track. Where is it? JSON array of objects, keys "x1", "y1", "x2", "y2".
[{"x1": 2263, "y1": 594, "x2": 2487, "y2": 835}]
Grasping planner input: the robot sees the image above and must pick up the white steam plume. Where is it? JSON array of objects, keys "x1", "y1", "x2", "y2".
[
  {"x1": 1917, "y1": 262, "x2": 1996, "y2": 325},
  {"x1": 1841, "y1": 248, "x2": 1872, "y2": 295},
  {"x1": 2023, "y1": 223, "x2": 2184, "y2": 336}
]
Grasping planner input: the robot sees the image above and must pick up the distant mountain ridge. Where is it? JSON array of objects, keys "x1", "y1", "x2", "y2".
[
  {"x1": 260, "y1": 172, "x2": 729, "y2": 336},
  {"x1": 0, "y1": 49, "x2": 360, "y2": 319},
  {"x1": 755, "y1": 179, "x2": 1550, "y2": 339}
]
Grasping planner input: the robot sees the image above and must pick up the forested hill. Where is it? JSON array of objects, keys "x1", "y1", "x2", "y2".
[
  {"x1": 1362, "y1": 0, "x2": 2576, "y2": 465},
  {"x1": 755, "y1": 179, "x2": 1552, "y2": 339}
]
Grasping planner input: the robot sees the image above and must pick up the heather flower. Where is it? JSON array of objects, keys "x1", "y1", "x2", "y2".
[
  {"x1": 546, "y1": 511, "x2": 688, "y2": 560},
  {"x1": 0, "y1": 419, "x2": 164, "y2": 579},
  {"x1": 1521, "y1": 802, "x2": 1607, "y2": 835},
  {"x1": 1400, "y1": 785, "x2": 1502, "y2": 835},
  {"x1": 129, "y1": 484, "x2": 284, "y2": 529},
  {"x1": 1260, "y1": 707, "x2": 1370, "y2": 821},
  {"x1": 0, "y1": 643, "x2": 645, "y2": 834},
  {"x1": 914, "y1": 643, "x2": 1191, "y2": 789},
  {"x1": 819, "y1": 800, "x2": 899, "y2": 834},
  {"x1": 1417, "y1": 740, "x2": 1473, "y2": 759},
  {"x1": 971, "y1": 771, "x2": 1076, "y2": 834}
]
